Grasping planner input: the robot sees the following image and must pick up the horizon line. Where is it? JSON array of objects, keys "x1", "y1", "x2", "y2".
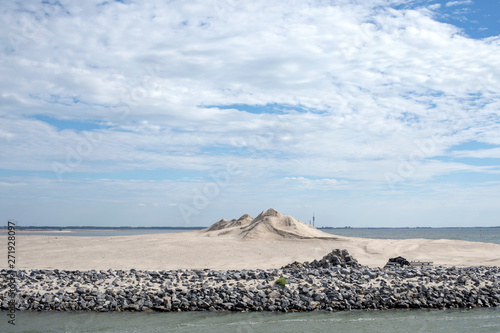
[{"x1": 3, "y1": 225, "x2": 499, "y2": 230}]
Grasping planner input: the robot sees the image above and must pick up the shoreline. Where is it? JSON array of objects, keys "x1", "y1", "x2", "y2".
[
  {"x1": 0, "y1": 229, "x2": 74, "y2": 233},
  {"x1": 6, "y1": 232, "x2": 500, "y2": 270},
  {"x1": 2, "y1": 216, "x2": 499, "y2": 313},
  {"x1": 1, "y1": 258, "x2": 499, "y2": 313}
]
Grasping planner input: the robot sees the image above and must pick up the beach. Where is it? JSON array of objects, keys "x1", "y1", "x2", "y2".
[
  {"x1": 7, "y1": 228, "x2": 500, "y2": 271},
  {"x1": 6, "y1": 209, "x2": 500, "y2": 271}
]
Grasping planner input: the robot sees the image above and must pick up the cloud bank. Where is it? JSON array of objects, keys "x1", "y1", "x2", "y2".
[{"x1": 1, "y1": 0, "x2": 499, "y2": 227}]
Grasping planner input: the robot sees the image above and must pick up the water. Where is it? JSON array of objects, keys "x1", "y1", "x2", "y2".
[
  {"x1": 3, "y1": 228, "x2": 201, "y2": 237},
  {"x1": 321, "y1": 227, "x2": 500, "y2": 245},
  {"x1": 1, "y1": 308, "x2": 499, "y2": 333},
  {"x1": 7, "y1": 227, "x2": 500, "y2": 245}
]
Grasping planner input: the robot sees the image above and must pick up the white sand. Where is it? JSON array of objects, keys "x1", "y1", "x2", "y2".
[
  {"x1": 4, "y1": 208, "x2": 499, "y2": 271},
  {"x1": 6, "y1": 231, "x2": 499, "y2": 270}
]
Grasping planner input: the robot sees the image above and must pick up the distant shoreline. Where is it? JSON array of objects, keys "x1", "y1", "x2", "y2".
[
  {"x1": 319, "y1": 226, "x2": 500, "y2": 229},
  {"x1": 0, "y1": 226, "x2": 205, "y2": 231},
  {"x1": 1, "y1": 226, "x2": 498, "y2": 230}
]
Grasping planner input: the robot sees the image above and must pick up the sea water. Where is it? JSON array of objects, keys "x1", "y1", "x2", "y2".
[
  {"x1": 322, "y1": 227, "x2": 500, "y2": 245},
  {"x1": 1, "y1": 308, "x2": 499, "y2": 333},
  {"x1": 9, "y1": 227, "x2": 500, "y2": 245}
]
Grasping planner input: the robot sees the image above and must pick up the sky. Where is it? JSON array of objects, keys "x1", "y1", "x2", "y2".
[{"x1": 1, "y1": 0, "x2": 500, "y2": 228}]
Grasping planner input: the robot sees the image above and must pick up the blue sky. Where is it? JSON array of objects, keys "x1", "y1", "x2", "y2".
[
  {"x1": 1, "y1": 0, "x2": 500, "y2": 227},
  {"x1": 430, "y1": 0, "x2": 500, "y2": 38}
]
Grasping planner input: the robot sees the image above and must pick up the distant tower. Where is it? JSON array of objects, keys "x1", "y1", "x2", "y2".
[{"x1": 312, "y1": 213, "x2": 315, "y2": 227}]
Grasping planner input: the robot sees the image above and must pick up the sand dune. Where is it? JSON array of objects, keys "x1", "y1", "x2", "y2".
[
  {"x1": 201, "y1": 208, "x2": 334, "y2": 240},
  {"x1": 5, "y1": 209, "x2": 500, "y2": 271},
  {"x1": 204, "y1": 214, "x2": 253, "y2": 232}
]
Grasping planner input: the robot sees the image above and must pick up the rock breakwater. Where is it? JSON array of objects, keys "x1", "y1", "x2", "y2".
[{"x1": 1, "y1": 250, "x2": 499, "y2": 312}]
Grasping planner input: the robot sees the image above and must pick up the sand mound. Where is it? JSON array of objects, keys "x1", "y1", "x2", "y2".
[
  {"x1": 202, "y1": 208, "x2": 335, "y2": 240},
  {"x1": 205, "y1": 214, "x2": 253, "y2": 232}
]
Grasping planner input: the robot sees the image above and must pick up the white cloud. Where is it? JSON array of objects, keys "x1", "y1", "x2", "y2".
[
  {"x1": 450, "y1": 148, "x2": 500, "y2": 158},
  {"x1": 1, "y1": 0, "x2": 499, "y2": 226},
  {"x1": 0, "y1": 182, "x2": 27, "y2": 187},
  {"x1": 446, "y1": 1, "x2": 473, "y2": 7},
  {"x1": 283, "y1": 177, "x2": 348, "y2": 190}
]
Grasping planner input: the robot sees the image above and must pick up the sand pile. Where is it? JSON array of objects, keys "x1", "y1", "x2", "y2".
[
  {"x1": 205, "y1": 214, "x2": 253, "y2": 232},
  {"x1": 202, "y1": 208, "x2": 335, "y2": 240}
]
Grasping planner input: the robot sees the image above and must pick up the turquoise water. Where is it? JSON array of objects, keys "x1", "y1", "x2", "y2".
[{"x1": 1, "y1": 308, "x2": 499, "y2": 333}]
